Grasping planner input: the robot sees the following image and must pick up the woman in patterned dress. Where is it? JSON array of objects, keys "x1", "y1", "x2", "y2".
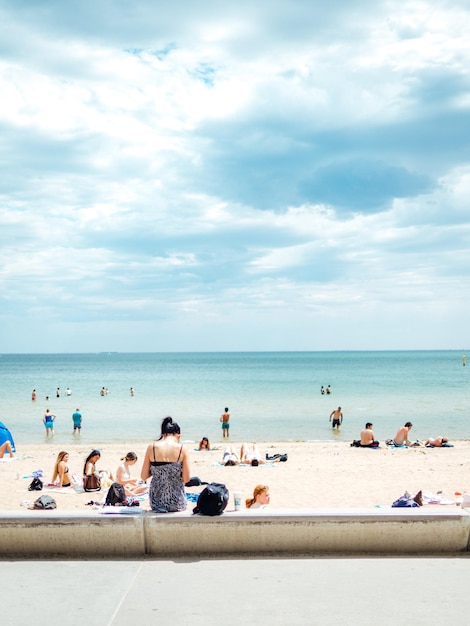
[{"x1": 140, "y1": 416, "x2": 191, "y2": 512}]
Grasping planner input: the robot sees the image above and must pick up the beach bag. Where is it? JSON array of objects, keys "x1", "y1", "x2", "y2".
[
  {"x1": 105, "y1": 482, "x2": 126, "y2": 506},
  {"x1": 28, "y1": 477, "x2": 43, "y2": 491},
  {"x1": 33, "y1": 495, "x2": 57, "y2": 510},
  {"x1": 392, "y1": 490, "x2": 422, "y2": 508},
  {"x1": 83, "y1": 473, "x2": 101, "y2": 492},
  {"x1": 193, "y1": 482, "x2": 229, "y2": 516}
]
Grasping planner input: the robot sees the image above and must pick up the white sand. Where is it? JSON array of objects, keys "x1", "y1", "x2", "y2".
[{"x1": 1, "y1": 440, "x2": 468, "y2": 511}]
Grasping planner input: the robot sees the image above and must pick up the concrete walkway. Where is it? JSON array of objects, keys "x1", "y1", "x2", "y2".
[{"x1": 2, "y1": 556, "x2": 470, "y2": 625}]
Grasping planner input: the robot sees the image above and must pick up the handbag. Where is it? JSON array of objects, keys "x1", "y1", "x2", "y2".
[
  {"x1": 83, "y1": 473, "x2": 101, "y2": 492},
  {"x1": 28, "y1": 477, "x2": 43, "y2": 491}
]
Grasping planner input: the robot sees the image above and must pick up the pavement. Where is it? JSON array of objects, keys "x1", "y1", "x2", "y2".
[{"x1": 1, "y1": 556, "x2": 470, "y2": 625}]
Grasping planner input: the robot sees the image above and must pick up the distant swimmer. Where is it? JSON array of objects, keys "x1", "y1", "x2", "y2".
[
  {"x1": 65, "y1": 387, "x2": 72, "y2": 396},
  {"x1": 130, "y1": 387, "x2": 135, "y2": 396},
  {"x1": 56, "y1": 387, "x2": 60, "y2": 398},
  {"x1": 326, "y1": 385, "x2": 331, "y2": 394},
  {"x1": 220, "y1": 407, "x2": 230, "y2": 439},
  {"x1": 100, "y1": 387, "x2": 106, "y2": 396},
  {"x1": 320, "y1": 386, "x2": 325, "y2": 395},
  {"x1": 329, "y1": 406, "x2": 343, "y2": 429},
  {"x1": 463, "y1": 355, "x2": 467, "y2": 367},
  {"x1": 31, "y1": 389, "x2": 37, "y2": 401}
]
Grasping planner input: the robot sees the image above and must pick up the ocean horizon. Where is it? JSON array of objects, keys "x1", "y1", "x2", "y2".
[{"x1": 0, "y1": 350, "x2": 468, "y2": 446}]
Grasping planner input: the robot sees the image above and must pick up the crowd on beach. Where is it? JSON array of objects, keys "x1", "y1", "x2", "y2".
[
  {"x1": 6, "y1": 411, "x2": 276, "y2": 514},
  {"x1": 3, "y1": 388, "x2": 452, "y2": 513}
]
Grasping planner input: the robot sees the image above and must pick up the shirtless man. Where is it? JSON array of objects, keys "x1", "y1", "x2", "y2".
[
  {"x1": 220, "y1": 407, "x2": 230, "y2": 439},
  {"x1": 393, "y1": 422, "x2": 413, "y2": 446},
  {"x1": 360, "y1": 423, "x2": 379, "y2": 447},
  {"x1": 329, "y1": 406, "x2": 343, "y2": 429}
]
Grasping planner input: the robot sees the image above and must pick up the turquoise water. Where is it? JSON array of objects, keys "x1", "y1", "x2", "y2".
[{"x1": 0, "y1": 351, "x2": 468, "y2": 445}]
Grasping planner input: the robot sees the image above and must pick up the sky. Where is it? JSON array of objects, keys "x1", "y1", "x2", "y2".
[{"x1": 1, "y1": 0, "x2": 469, "y2": 353}]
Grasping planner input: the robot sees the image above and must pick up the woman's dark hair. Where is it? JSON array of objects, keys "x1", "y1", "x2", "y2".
[
  {"x1": 83, "y1": 449, "x2": 100, "y2": 474},
  {"x1": 121, "y1": 451, "x2": 138, "y2": 462},
  {"x1": 159, "y1": 416, "x2": 181, "y2": 439}
]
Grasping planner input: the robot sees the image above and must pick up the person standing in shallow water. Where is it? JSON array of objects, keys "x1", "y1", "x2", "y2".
[
  {"x1": 72, "y1": 408, "x2": 82, "y2": 434},
  {"x1": 329, "y1": 406, "x2": 343, "y2": 430},
  {"x1": 43, "y1": 409, "x2": 56, "y2": 437},
  {"x1": 220, "y1": 407, "x2": 230, "y2": 439}
]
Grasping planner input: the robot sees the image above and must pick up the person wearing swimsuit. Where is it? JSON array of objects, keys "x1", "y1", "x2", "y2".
[
  {"x1": 116, "y1": 451, "x2": 147, "y2": 496},
  {"x1": 141, "y1": 416, "x2": 191, "y2": 513},
  {"x1": 52, "y1": 451, "x2": 72, "y2": 487}
]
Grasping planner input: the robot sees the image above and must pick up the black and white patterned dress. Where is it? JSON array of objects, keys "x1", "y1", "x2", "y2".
[{"x1": 149, "y1": 445, "x2": 186, "y2": 513}]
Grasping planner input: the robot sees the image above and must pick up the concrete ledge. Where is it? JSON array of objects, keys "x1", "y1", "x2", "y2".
[
  {"x1": 0, "y1": 510, "x2": 146, "y2": 557},
  {"x1": 0, "y1": 508, "x2": 469, "y2": 558}
]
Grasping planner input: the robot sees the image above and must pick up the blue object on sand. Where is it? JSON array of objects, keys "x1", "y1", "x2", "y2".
[{"x1": 0, "y1": 422, "x2": 16, "y2": 453}]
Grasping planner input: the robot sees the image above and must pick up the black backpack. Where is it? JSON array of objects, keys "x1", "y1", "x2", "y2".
[
  {"x1": 28, "y1": 477, "x2": 43, "y2": 491},
  {"x1": 193, "y1": 482, "x2": 229, "y2": 516},
  {"x1": 105, "y1": 482, "x2": 126, "y2": 506}
]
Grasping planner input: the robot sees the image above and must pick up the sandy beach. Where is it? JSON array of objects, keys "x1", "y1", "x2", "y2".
[{"x1": 1, "y1": 439, "x2": 469, "y2": 512}]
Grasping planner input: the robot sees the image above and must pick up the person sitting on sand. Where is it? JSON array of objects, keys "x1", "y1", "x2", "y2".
[
  {"x1": 221, "y1": 446, "x2": 240, "y2": 466},
  {"x1": 198, "y1": 437, "x2": 211, "y2": 451},
  {"x1": 0, "y1": 441, "x2": 15, "y2": 459},
  {"x1": 360, "y1": 423, "x2": 379, "y2": 448},
  {"x1": 115, "y1": 452, "x2": 147, "y2": 496},
  {"x1": 84, "y1": 449, "x2": 113, "y2": 486},
  {"x1": 246, "y1": 484, "x2": 270, "y2": 509},
  {"x1": 424, "y1": 437, "x2": 449, "y2": 448},
  {"x1": 392, "y1": 422, "x2": 413, "y2": 447},
  {"x1": 51, "y1": 451, "x2": 72, "y2": 487}
]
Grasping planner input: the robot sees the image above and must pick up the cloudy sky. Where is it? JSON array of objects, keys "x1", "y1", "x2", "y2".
[{"x1": 1, "y1": 0, "x2": 469, "y2": 353}]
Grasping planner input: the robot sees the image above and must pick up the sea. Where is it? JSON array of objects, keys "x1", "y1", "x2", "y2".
[{"x1": 0, "y1": 351, "x2": 469, "y2": 446}]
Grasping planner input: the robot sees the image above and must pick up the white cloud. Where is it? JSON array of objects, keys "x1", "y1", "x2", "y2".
[{"x1": 0, "y1": 0, "x2": 469, "y2": 351}]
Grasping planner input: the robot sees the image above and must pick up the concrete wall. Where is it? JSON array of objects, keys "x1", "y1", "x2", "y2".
[{"x1": 0, "y1": 508, "x2": 469, "y2": 558}]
